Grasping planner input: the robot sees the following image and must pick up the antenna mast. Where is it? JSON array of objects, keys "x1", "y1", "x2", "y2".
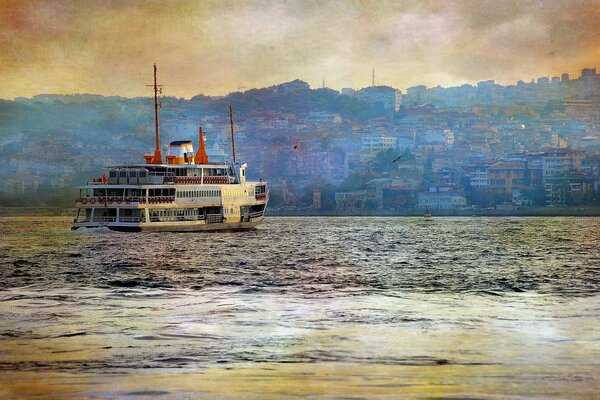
[
  {"x1": 229, "y1": 105, "x2": 237, "y2": 164},
  {"x1": 152, "y1": 64, "x2": 162, "y2": 164}
]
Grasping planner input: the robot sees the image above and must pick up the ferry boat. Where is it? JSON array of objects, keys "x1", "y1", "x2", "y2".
[{"x1": 71, "y1": 65, "x2": 268, "y2": 232}]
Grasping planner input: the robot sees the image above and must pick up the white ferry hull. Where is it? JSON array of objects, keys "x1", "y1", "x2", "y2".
[{"x1": 72, "y1": 217, "x2": 264, "y2": 232}]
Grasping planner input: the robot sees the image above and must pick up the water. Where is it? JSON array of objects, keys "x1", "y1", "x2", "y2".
[{"x1": 0, "y1": 216, "x2": 599, "y2": 399}]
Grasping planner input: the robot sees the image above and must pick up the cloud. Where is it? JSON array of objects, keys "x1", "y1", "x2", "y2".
[{"x1": 0, "y1": 0, "x2": 598, "y2": 99}]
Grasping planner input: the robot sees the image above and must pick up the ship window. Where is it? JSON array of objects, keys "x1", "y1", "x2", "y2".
[
  {"x1": 130, "y1": 171, "x2": 137, "y2": 178},
  {"x1": 139, "y1": 171, "x2": 146, "y2": 178},
  {"x1": 119, "y1": 171, "x2": 127, "y2": 178},
  {"x1": 109, "y1": 171, "x2": 117, "y2": 178}
]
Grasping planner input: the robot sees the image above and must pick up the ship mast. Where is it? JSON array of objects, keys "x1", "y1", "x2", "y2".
[
  {"x1": 151, "y1": 64, "x2": 163, "y2": 164},
  {"x1": 229, "y1": 105, "x2": 237, "y2": 164}
]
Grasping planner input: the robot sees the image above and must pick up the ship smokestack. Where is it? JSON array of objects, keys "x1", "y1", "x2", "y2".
[
  {"x1": 168, "y1": 140, "x2": 194, "y2": 164},
  {"x1": 195, "y1": 126, "x2": 209, "y2": 164}
]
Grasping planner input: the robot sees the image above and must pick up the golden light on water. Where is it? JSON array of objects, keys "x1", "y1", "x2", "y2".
[{"x1": 1, "y1": 217, "x2": 599, "y2": 398}]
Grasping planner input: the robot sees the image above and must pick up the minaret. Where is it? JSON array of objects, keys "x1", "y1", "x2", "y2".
[
  {"x1": 372, "y1": 67, "x2": 375, "y2": 87},
  {"x1": 322, "y1": 77, "x2": 325, "y2": 89}
]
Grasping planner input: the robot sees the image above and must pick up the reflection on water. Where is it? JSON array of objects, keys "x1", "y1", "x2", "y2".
[{"x1": 0, "y1": 216, "x2": 599, "y2": 399}]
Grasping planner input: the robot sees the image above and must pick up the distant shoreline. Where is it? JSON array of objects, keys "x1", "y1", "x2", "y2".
[
  {"x1": 267, "y1": 207, "x2": 600, "y2": 217},
  {"x1": 2, "y1": 207, "x2": 598, "y2": 217}
]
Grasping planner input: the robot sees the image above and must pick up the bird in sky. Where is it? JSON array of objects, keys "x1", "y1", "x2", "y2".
[{"x1": 392, "y1": 155, "x2": 403, "y2": 163}]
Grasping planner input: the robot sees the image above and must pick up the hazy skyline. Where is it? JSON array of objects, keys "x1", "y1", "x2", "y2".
[{"x1": 1, "y1": 0, "x2": 599, "y2": 99}]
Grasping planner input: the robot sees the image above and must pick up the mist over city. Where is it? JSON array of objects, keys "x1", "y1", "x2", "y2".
[{"x1": 1, "y1": 65, "x2": 599, "y2": 213}]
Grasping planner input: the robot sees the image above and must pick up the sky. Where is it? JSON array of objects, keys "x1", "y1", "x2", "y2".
[{"x1": 1, "y1": 0, "x2": 599, "y2": 99}]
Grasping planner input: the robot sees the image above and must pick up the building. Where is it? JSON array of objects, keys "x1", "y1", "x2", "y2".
[
  {"x1": 469, "y1": 168, "x2": 489, "y2": 189},
  {"x1": 306, "y1": 111, "x2": 342, "y2": 124},
  {"x1": 417, "y1": 192, "x2": 467, "y2": 210},
  {"x1": 382, "y1": 187, "x2": 416, "y2": 209},
  {"x1": 394, "y1": 90, "x2": 402, "y2": 112},
  {"x1": 313, "y1": 188, "x2": 322, "y2": 209},
  {"x1": 354, "y1": 86, "x2": 400, "y2": 111},
  {"x1": 335, "y1": 190, "x2": 377, "y2": 210},
  {"x1": 420, "y1": 130, "x2": 454, "y2": 145},
  {"x1": 542, "y1": 149, "x2": 586, "y2": 179},
  {"x1": 361, "y1": 135, "x2": 397, "y2": 152},
  {"x1": 487, "y1": 161, "x2": 541, "y2": 195},
  {"x1": 544, "y1": 174, "x2": 597, "y2": 206}
]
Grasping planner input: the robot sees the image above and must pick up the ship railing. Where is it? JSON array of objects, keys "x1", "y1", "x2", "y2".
[
  {"x1": 149, "y1": 171, "x2": 175, "y2": 177},
  {"x1": 173, "y1": 176, "x2": 231, "y2": 185},
  {"x1": 203, "y1": 176, "x2": 229, "y2": 184},
  {"x1": 92, "y1": 217, "x2": 117, "y2": 223},
  {"x1": 118, "y1": 217, "x2": 143, "y2": 223},
  {"x1": 144, "y1": 196, "x2": 175, "y2": 204},
  {"x1": 150, "y1": 215, "x2": 206, "y2": 223},
  {"x1": 174, "y1": 176, "x2": 202, "y2": 184},
  {"x1": 206, "y1": 214, "x2": 224, "y2": 224},
  {"x1": 77, "y1": 196, "x2": 149, "y2": 205}
]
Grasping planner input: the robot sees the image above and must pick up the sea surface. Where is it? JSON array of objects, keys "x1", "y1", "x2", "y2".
[{"x1": 0, "y1": 216, "x2": 599, "y2": 399}]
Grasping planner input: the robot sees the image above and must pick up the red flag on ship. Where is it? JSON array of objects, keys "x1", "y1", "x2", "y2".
[{"x1": 102, "y1": 174, "x2": 107, "y2": 184}]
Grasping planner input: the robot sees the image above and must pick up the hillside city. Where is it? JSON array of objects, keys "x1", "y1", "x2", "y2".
[{"x1": 0, "y1": 67, "x2": 599, "y2": 213}]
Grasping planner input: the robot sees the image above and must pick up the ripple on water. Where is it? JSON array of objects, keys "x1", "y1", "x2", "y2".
[{"x1": 0, "y1": 216, "x2": 599, "y2": 383}]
